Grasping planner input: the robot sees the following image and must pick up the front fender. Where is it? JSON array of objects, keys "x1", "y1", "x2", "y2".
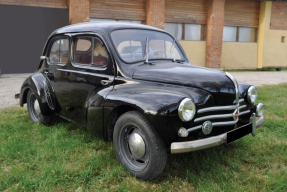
[
  {"x1": 20, "y1": 73, "x2": 57, "y2": 116},
  {"x1": 104, "y1": 79, "x2": 215, "y2": 142}
]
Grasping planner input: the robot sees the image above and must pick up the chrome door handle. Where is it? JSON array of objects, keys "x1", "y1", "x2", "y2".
[{"x1": 101, "y1": 79, "x2": 113, "y2": 85}]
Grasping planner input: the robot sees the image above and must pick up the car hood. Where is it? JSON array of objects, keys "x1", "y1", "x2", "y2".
[{"x1": 132, "y1": 63, "x2": 236, "y2": 105}]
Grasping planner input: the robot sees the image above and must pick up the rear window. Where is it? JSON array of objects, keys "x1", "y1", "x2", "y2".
[{"x1": 49, "y1": 38, "x2": 69, "y2": 64}]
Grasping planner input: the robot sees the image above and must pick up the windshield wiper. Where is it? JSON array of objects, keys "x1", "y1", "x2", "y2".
[
  {"x1": 170, "y1": 39, "x2": 185, "y2": 64},
  {"x1": 144, "y1": 37, "x2": 150, "y2": 64},
  {"x1": 170, "y1": 39, "x2": 176, "y2": 62},
  {"x1": 143, "y1": 37, "x2": 155, "y2": 65}
]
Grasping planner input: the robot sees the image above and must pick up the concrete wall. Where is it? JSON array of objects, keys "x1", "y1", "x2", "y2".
[
  {"x1": 265, "y1": 30, "x2": 287, "y2": 67},
  {"x1": 258, "y1": 1, "x2": 287, "y2": 68},
  {"x1": 179, "y1": 41, "x2": 206, "y2": 67},
  {"x1": 221, "y1": 42, "x2": 258, "y2": 69}
]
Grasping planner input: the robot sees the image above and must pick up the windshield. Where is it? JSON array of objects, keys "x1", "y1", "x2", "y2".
[{"x1": 111, "y1": 29, "x2": 185, "y2": 63}]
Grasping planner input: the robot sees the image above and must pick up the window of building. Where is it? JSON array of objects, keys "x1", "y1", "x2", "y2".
[
  {"x1": 74, "y1": 37, "x2": 109, "y2": 68},
  {"x1": 164, "y1": 23, "x2": 206, "y2": 41},
  {"x1": 239, "y1": 27, "x2": 256, "y2": 42},
  {"x1": 49, "y1": 38, "x2": 69, "y2": 64},
  {"x1": 223, "y1": 26, "x2": 257, "y2": 42},
  {"x1": 164, "y1": 23, "x2": 183, "y2": 40},
  {"x1": 185, "y1": 24, "x2": 202, "y2": 41},
  {"x1": 223, "y1": 26, "x2": 237, "y2": 42}
]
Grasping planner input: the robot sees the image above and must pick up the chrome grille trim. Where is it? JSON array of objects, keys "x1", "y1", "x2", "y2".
[
  {"x1": 187, "y1": 109, "x2": 250, "y2": 133},
  {"x1": 239, "y1": 110, "x2": 250, "y2": 116},
  {"x1": 213, "y1": 120, "x2": 237, "y2": 126},
  {"x1": 194, "y1": 114, "x2": 233, "y2": 123},
  {"x1": 239, "y1": 105, "x2": 247, "y2": 110},
  {"x1": 197, "y1": 105, "x2": 238, "y2": 114}
]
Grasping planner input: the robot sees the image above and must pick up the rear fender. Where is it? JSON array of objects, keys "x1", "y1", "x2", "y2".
[{"x1": 20, "y1": 73, "x2": 58, "y2": 116}]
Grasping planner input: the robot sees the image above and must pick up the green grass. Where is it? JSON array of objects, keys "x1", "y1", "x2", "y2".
[
  {"x1": 223, "y1": 67, "x2": 287, "y2": 72},
  {"x1": 1, "y1": 84, "x2": 287, "y2": 191}
]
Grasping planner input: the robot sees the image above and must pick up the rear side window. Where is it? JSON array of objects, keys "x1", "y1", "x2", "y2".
[
  {"x1": 74, "y1": 37, "x2": 109, "y2": 68},
  {"x1": 49, "y1": 38, "x2": 69, "y2": 64}
]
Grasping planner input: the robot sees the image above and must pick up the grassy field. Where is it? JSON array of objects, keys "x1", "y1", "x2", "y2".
[{"x1": 1, "y1": 84, "x2": 287, "y2": 191}]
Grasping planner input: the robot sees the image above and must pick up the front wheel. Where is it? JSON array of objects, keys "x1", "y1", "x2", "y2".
[
  {"x1": 27, "y1": 90, "x2": 51, "y2": 124},
  {"x1": 113, "y1": 111, "x2": 167, "y2": 180}
]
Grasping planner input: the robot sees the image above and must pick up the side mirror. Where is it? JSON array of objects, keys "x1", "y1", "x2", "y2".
[{"x1": 40, "y1": 56, "x2": 47, "y2": 60}]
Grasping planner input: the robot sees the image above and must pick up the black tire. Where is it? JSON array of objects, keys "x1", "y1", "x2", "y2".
[
  {"x1": 27, "y1": 89, "x2": 51, "y2": 124},
  {"x1": 113, "y1": 111, "x2": 167, "y2": 181}
]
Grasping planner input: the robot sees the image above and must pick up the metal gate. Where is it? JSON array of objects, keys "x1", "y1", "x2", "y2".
[{"x1": 0, "y1": 5, "x2": 69, "y2": 74}]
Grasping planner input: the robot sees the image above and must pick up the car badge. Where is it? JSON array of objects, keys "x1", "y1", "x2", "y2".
[{"x1": 233, "y1": 109, "x2": 239, "y2": 121}]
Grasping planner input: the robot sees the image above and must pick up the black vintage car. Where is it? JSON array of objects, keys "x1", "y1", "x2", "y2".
[{"x1": 18, "y1": 23, "x2": 265, "y2": 180}]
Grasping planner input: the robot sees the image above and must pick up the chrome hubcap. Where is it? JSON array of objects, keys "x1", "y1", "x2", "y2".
[
  {"x1": 34, "y1": 99, "x2": 41, "y2": 117},
  {"x1": 128, "y1": 132, "x2": 146, "y2": 159}
]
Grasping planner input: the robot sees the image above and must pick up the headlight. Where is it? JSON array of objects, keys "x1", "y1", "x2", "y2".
[
  {"x1": 178, "y1": 98, "x2": 196, "y2": 122},
  {"x1": 247, "y1": 86, "x2": 258, "y2": 104},
  {"x1": 255, "y1": 103, "x2": 265, "y2": 117}
]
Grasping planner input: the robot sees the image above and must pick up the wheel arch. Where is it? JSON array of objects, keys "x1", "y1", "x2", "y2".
[
  {"x1": 105, "y1": 104, "x2": 140, "y2": 142},
  {"x1": 20, "y1": 73, "x2": 58, "y2": 116}
]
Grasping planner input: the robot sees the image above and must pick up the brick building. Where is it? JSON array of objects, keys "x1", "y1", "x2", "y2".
[{"x1": 0, "y1": 0, "x2": 286, "y2": 74}]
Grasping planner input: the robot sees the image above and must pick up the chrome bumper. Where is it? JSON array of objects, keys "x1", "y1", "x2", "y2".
[{"x1": 171, "y1": 115, "x2": 265, "y2": 154}]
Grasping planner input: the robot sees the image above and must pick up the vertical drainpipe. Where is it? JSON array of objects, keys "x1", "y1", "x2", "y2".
[{"x1": 257, "y1": 1, "x2": 272, "y2": 69}]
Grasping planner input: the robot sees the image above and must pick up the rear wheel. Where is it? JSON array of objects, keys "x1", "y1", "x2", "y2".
[
  {"x1": 113, "y1": 111, "x2": 167, "y2": 180},
  {"x1": 27, "y1": 90, "x2": 51, "y2": 124}
]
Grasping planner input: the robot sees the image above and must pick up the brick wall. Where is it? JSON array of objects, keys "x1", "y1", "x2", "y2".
[
  {"x1": 205, "y1": 0, "x2": 225, "y2": 68},
  {"x1": 270, "y1": 1, "x2": 287, "y2": 30},
  {"x1": 146, "y1": 0, "x2": 165, "y2": 29},
  {"x1": 69, "y1": 0, "x2": 90, "y2": 24},
  {"x1": 0, "y1": 0, "x2": 68, "y2": 9}
]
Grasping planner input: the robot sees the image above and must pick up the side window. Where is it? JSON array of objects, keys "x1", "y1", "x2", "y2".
[
  {"x1": 93, "y1": 38, "x2": 109, "y2": 67},
  {"x1": 75, "y1": 37, "x2": 92, "y2": 65},
  {"x1": 49, "y1": 38, "x2": 69, "y2": 64},
  {"x1": 74, "y1": 37, "x2": 109, "y2": 68}
]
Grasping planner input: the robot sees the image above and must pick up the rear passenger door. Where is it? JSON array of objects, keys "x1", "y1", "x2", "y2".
[
  {"x1": 68, "y1": 34, "x2": 114, "y2": 127},
  {"x1": 44, "y1": 35, "x2": 71, "y2": 118}
]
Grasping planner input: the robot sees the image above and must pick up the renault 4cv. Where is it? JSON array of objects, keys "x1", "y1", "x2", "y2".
[{"x1": 17, "y1": 23, "x2": 265, "y2": 180}]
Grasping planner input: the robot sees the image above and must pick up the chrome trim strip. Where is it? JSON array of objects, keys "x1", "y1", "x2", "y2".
[
  {"x1": 239, "y1": 110, "x2": 250, "y2": 116},
  {"x1": 171, "y1": 116, "x2": 265, "y2": 154},
  {"x1": 187, "y1": 125, "x2": 202, "y2": 133},
  {"x1": 239, "y1": 105, "x2": 247, "y2": 110},
  {"x1": 194, "y1": 113, "x2": 233, "y2": 123},
  {"x1": 226, "y1": 72, "x2": 239, "y2": 103},
  {"x1": 239, "y1": 99, "x2": 245, "y2": 103},
  {"x1": 57, "y1": 69, "x2": 113, "y2": 79},
  {"x1": 213, "y1": 120, "x2": 237, "y2": 126},
  {"x1": 197, "y1": 105, "x2": 238, "y2": 114}
]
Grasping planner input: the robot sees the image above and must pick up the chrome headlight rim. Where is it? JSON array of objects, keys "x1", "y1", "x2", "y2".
[
  {"x1": 247, "y1": 86, "x2": 258, "y2": 104},
  {"x1": 178, "y1": 98, "x2": 196, "y2": 122},
  {"x1": 255, "y1": 103, "x2": 265, "y2": 117}
]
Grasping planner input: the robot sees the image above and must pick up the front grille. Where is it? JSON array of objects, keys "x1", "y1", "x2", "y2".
[{"x1": 187, "y1": 99, "x2": 251, "y2": 133}]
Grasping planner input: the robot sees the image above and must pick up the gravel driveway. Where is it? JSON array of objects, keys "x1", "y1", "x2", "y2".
[{"x1": 1, "y1": 71, "x2": 287, "y2": 109}]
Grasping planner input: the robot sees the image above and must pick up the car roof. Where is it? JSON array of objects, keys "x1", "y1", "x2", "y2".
[{"x1": 51, "y1": 22, "x2": 164, "y2": 36}]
